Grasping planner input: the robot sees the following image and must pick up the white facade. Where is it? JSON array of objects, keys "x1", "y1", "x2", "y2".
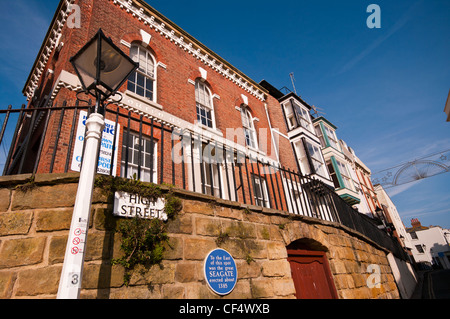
[
  {"x1": 406, "y1": 226, "x2": 450, "y2": 269},
  {"x1": 386, "y1": 253, "x2": 417, "y2": 299},
  {"x1": 278, "y1": 94, "x2": 333, "y2": 187}
]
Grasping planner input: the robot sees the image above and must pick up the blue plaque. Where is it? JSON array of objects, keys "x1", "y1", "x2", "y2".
[{"x1": 204, "y1": 249, "x2": 237, "y2": 296}]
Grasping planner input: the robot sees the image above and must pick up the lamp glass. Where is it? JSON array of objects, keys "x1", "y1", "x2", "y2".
[
  {"x1": 97, "y1": 36, "x2": 136, "y2": 95},
  {"x1": 70, "y1": 29, "x2": 138, "y2": 100},
  {"x1": 71, "y1": 35, "x2": 98, "y2": 94}
]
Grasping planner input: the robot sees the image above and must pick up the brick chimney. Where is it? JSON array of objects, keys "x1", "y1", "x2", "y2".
[{"x1": 411, "y1": 218, "x2": 422, "y2": 228}]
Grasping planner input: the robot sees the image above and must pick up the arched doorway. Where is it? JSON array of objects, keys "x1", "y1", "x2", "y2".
[{"x1": 287, "y1": 239, "x2": 338, "y2": 299}]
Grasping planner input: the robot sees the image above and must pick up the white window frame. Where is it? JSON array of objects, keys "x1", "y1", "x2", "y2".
[
  {"x1": 252, "y1": 174, "x2": 270, "y2": 208},
  {"x1": 327, "y1": 161, "x2": 340, "y2": 189},
  {"x1": 127, "y1": 44, "x2": 157, "y2": 102},
  {"x1": 195, "y1": 80, "x2": 216, "y2": 129},
  {"x1": 323, "y1": 124, "x2": 339, "y2": 150},
  {"x1": 336, "y1": 159, "x2": 352, "y2": 190},
  {"x1": 201, "y1": 160, "x2": 220, "y2": 196},
  {"x1": 121, "y1": 131, "x2": 158, "y2": 183},
  {"x1": 283, "y1": 99, "x2": 313, "y2": 132},
  {"x1": 315, "y1": 125, "x2": 326, "y2": 148},
  {"x1": 241, "y1": 106, "x2": 258, "y2": 149},
  {"x1": 292, "y1": 100, "x2": 313, "y2": 132},
  {"x1": 199, "y1": 142, "x2": 223, "y2": 197},
  {"x1": 304, "y1": 141, "x2": 327, "y2": 177},
  {"x1": 283, "y1": 101, "x2": 297, "y2": 130},
  {"x1": 415, "y1": 244, "x2": 425, "y2": 254}
]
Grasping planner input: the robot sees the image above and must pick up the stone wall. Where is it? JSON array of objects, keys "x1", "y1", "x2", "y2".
[{"x1": 0, "y1": 173, "x2": 400, "y2": 299}]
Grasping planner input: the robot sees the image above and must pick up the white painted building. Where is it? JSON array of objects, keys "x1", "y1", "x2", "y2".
[{"x1": 406, "y1": 222, "x2": 450, "y2": 269}]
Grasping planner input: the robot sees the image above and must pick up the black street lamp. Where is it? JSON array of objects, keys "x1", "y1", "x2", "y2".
[
  {"x1": 70, "y1": 28, "x2": 138, "y2": 111},
  {"x1": 58, "y1": 29, "x2": 137, "y2": 299}
]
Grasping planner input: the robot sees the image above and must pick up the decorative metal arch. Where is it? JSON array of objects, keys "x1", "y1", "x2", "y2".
[
  {"x1": 392, "y1": 160, "x2": 449, "y2": 186},
  {"x1": 371, "y1": 149, "x2": 450, "y2": 189}
]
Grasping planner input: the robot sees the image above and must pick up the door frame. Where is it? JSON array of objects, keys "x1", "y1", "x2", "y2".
[{"x1": 287, "y1": 248, "x2": 339, "y2": 299}]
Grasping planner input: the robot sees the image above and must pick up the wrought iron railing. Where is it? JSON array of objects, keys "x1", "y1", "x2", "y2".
[{"x1": 0, "y1": 103, "x2": 407, "y2": 260}]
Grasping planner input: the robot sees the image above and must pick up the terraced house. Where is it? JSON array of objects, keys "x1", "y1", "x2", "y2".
[
  {"x1": 0, "y1": 0, "x2": 417, "y2": 299},
  {"x1": 312, "y1": 116, "x2": 362, "y2": 207}
]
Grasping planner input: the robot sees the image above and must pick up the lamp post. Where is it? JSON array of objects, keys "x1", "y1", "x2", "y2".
[
  {"x1": 57, "y1": 29, "x2": 138, "y2": 299},
  {"x1": 375, "y1": 206, "x2": 386, "y2": 228}
]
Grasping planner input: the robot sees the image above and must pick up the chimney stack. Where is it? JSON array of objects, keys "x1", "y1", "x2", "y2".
[{"x1": 411, "y1": 218, "x2": 422, "y2": 228}]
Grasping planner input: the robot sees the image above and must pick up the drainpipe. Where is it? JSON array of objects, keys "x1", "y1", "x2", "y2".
[{"x1": 264, "y1": 103, "x2": 280, "y2": 163}]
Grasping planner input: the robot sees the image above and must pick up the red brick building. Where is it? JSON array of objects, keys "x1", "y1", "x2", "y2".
[{"x1": 12, "y1": 0, "x2": 298, "y2": 207}]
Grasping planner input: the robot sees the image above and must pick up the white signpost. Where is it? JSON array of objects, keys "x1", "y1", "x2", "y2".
[
  {"x1": 57, "y1": 27, "x2": 138, "y2": 299},
  {"x1": 58, "y1": 112, "x2": 120, "y2": 298},
  {"x1": 57, "y1": 112, "x2": 105, "y2": 299},
  {"x1": 71, "y1": 111, "x2": 120, "y2": 175}
]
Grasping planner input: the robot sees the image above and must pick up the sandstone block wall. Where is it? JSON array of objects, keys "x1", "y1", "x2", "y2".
[{"x1": 0, "y1": 174, "x2": 400, "y2": 299}]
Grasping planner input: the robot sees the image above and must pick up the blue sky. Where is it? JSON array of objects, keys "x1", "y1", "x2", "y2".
[{"x1": 0, "y1": 0, "x2": 449, "y2": 228}]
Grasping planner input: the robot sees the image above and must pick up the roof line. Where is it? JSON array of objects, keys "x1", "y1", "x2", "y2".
[
  {"x1": 22, "y1": 0, "x2": 73, "y2": 98},
  {"x1": 23, "y1": 0, "x2": 269, "y2": 101},
  {"x1": 119, "y1": 0, "x2": 268, "y2": 100}
]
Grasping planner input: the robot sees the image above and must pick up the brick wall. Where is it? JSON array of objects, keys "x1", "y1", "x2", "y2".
[
  {"x1": 24, "y1": 0, "x2": 298, "y2": 177},
  {"x1": 0, "y1": 173, "x2": 399, "y2": 299}
]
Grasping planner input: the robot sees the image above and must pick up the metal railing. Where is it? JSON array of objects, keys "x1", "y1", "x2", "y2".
[{"x1": 0, "y1": 103, "x2": 407, "y2": 260}]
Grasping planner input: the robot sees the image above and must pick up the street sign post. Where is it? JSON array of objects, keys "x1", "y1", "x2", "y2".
[{"x1": 57, "y1": 112, "x2": 104, "y2": 299}]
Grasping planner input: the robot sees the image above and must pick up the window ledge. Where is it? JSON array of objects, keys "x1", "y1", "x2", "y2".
[
  {"x1": 195, "y1": 123, "x2": 224, "y2": 137},
  {"x1": 246, "y1": 145, "x2": 266, "y2": 157},
  {"x1": 124, "y1": 90, "x2": 163, "y2": 110}
]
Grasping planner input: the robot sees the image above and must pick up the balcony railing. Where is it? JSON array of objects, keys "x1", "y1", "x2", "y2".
[{"x1": 0, "y1": 102, "x2": 408, "y2": 260}]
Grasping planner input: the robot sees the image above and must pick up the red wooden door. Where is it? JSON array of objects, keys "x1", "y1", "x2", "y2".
[{"x1": 288, "y1": 249, "x2": 338, "y2": 299}]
